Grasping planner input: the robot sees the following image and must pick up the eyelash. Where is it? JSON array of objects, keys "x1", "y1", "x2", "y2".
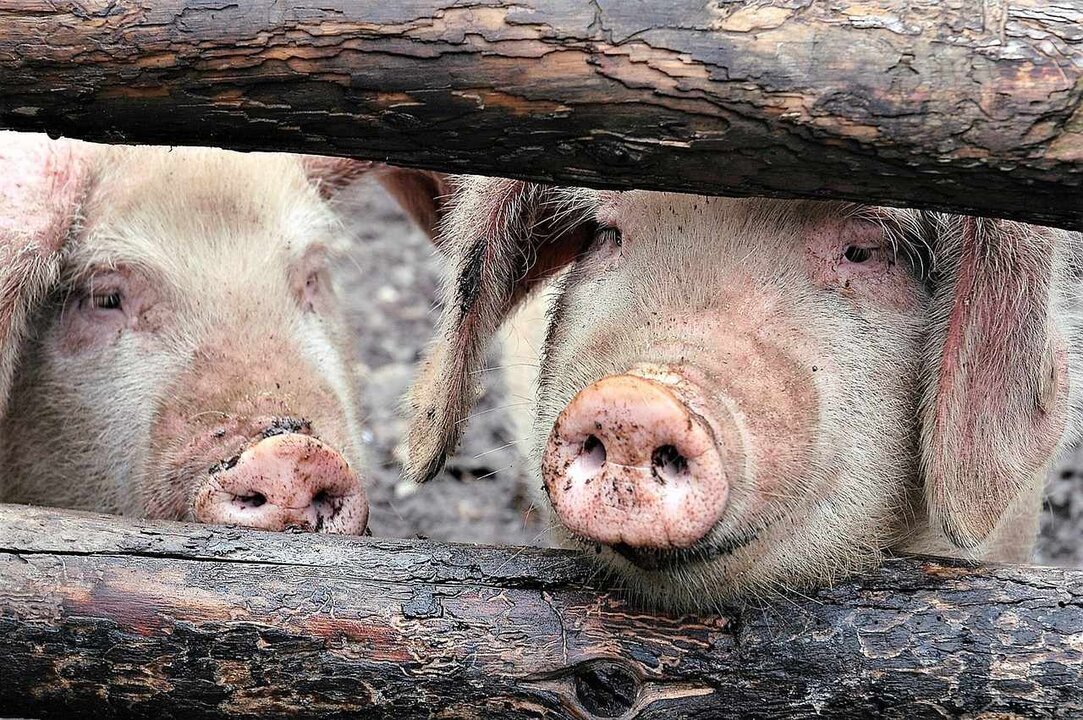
[
  {"x1": 90, "y1": 292, "x2": 122, "y2": 310},
  {"x1": 843, "y1": 245, "x2": 875, "y2": 263},
  {"x1": 593, "y1": 226, "x2": 622, "y2": 249}
]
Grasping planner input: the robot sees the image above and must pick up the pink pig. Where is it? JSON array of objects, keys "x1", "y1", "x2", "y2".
[
  {"x1": 407, "y1": 177, "x2": 1082, "y2": 606},
  {"x1": 0, "y1": 132, "x2": 444, "y2": 535}
]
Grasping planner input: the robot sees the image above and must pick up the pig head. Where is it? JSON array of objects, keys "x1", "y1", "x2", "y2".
[
  {"x1": 0, "y1": 132, "x2": 444, "y2": 535},
  {"x1": 406, "y1": 176, "x2": 1082, "y2": 605}
]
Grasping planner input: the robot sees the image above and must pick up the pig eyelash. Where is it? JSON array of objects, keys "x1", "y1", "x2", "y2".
[
  {"x1": 849, "y1": 207, "x2": 932, "y2": 278},
  {"x1": 92, "y1": 292, "x2": 123, "y2": 310},
  {"x1": 80, "y1": 289, "x2": 123, "y2": 312},
  {"x1": 843, "y1": 245, "x2": 875, "y2": 263},
  {"x1": 841, "y1": 245, "x2": 897, "y2": 267},
  {"x1": 593, "y1": 226, "x2": 623, "y2": 249}
]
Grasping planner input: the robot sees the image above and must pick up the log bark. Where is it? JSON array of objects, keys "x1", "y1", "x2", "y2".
[
  {"x1": 0, "y1": 2, "x2": 1080, "y2": 230},
  {"x1": 0, "y1": 504, "x2": 1080, "y2": 720}
]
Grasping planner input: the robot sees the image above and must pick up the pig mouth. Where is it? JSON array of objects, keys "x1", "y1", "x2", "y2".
[{"x1": 604, "y1": 525, "x2": 761, "y2": 572}]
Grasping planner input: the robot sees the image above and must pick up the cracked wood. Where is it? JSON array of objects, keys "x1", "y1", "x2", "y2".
[
  {"x1": 0, "y1": 504, "x2": 1080, "y2": 719},
  {"x1": 0, "y1": 1, "x2": 1079, "y2": 229}
]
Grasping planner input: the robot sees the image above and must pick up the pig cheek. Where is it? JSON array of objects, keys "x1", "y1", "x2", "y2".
[
  {"x1": 733, "y1": 344, "x2": 823, "y2": 515},
  {"x1": 143, "y1": 405, "x2": 245, "y2": 521},
  {"x1": 143, "y1": 404, "x2": 194, "y2": 519},
  {"x1": 54, "y1": 308, "x2": 125, "y2": 355}
]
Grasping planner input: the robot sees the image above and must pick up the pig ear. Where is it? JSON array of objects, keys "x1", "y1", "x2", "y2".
[
  {"x1": 921, "y1": 216, "x2": 1070, "y2": 549},
  {"x1": 372, "y1": 167, "x2": 451, "y2": 241},
  {"x1": 0, "y1": 133, "x2": 89, "y2": 418},
  {"x1": 402, "y1": 177, "x2": 590, "y2": 483},
  {"x1": 301, "y1": 156, "x2": 376, "y2": 198},
  {"x1": 302, "y1": 158, "x2": 449, "y2": 239}
]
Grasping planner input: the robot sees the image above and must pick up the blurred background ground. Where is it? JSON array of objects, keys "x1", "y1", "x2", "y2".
[
  {"x1": 1040, "y1": 447, "x2": 1083, "y2": 566},
  {"x1": 339, "y1": 177, "x2": 1083, "y2": 567}
]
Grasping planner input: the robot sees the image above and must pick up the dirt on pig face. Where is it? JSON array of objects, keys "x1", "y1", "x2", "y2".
[{"x1": 0, "y1": 145, "x2": 368, "y2": 529}]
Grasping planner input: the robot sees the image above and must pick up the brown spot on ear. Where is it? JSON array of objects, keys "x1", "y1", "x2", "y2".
[{"x1": 457, "y1": 236, "x2": 488, "y2": 316}]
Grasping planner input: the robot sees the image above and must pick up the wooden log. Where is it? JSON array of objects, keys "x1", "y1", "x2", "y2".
[
  {"x1": 0, "y1": 2, "x2": 1080, "y2": 230},
  {"x1": 0, "y1": 504, "x2": 1080, "y2": 719}
]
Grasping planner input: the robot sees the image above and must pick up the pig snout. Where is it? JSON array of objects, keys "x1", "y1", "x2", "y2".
[
  {"x1": 542, "y1": 370, "x2": 739, "y2": 551},
  {"x1": 195, "y1": 433, "x2": 368, "y2": 534}
]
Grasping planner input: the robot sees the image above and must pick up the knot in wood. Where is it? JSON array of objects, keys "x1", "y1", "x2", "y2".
[{"x1": 573, "y1": 659, "x2": 639, "y2": 718}]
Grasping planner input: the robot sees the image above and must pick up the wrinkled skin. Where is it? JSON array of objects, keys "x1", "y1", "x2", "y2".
[
  {"x1": 407, "y1": 177, "x2": 1083, "y2": 608},
  {"x1": 0, "y1": 133, "x2": 444, "y2": 534}
]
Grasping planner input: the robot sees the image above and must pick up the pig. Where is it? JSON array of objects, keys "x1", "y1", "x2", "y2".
[
  {"x1": 0, "y1": 132, "x2": 445, "y2": 535},
  {"x1": 404, "y1": 176, "x2": 1083, "y2": 607}
]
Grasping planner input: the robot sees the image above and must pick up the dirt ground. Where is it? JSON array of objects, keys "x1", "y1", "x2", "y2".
[{"x1": 339, "y1": 179, "x2": 1083, "y2": 568}]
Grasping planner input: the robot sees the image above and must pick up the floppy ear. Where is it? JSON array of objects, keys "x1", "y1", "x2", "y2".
[
  {"x1": 0, "y1": 133, "x2": 89, "y2": 419},
  {"x1": 921, "y1": 215, "x2": 1071, "y2": 549},
  {"x1": 402, "y1": 176, "x2": 591, "y2": 483},
  {"x1": 372, "y1": 167, "x2": 451, "y2": 242},
  {"x1": 302, "y1": 156, "x2": 450, "y2": 240},
  {"x1": 301, "y1": 156, "x2": 376, "y2": 198}
]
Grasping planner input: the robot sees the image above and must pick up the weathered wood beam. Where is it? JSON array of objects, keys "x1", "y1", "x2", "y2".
[
  {"x1": 0, "y1": 2, "x2": 1080, "y2": 230},
  {"x1": 0, "y1": 504, "x2": 1080, "y2": 719}
]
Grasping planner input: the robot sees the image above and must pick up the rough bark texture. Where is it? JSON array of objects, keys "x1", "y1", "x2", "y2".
[
  {"x1": 0, "y1": 504, "x2": 1080, "y2": 720},
  {"x1": 0, "y1": 1, "x2": 1080, "y2": 230}
]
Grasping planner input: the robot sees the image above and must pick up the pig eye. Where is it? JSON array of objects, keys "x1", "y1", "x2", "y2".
[
  {"x1": 590, "y1": 226, "x2": 623, "y2": 258},
  {"x1": 594, "y1": 226, "x2": 622, "y2": 248},
  {"x1": 843, "y1": 245, "x2": 875, "y2": 264},
  {"x1": 301, "y1": 270, "x2": 325, "y2": 312},
  {"x1": 90, "y1": 291, "x2": 123, "y2": 311}
]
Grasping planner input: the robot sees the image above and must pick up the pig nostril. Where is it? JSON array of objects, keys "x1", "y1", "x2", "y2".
[
  {"x1": 568, "y1": 434, "x2": 607, "y2": 483},
  {"x1": 651, "y1": 444, "x2": 688, "y2": 485},
  {"x1": 236, "y1": 492, "x2": 267, "y2": 509},
  {"x1": 312, "y1": 489, "x2": 344, "y2": 516},
  {"x1": 583, "y1": 434, "x2": 605, "y2": 462}
]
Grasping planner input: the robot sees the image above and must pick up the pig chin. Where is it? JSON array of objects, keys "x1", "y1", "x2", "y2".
[{"x1": 559, "y1": 498, "x2": 889, "y2": 609}]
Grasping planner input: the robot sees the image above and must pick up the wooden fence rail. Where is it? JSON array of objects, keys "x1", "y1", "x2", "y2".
[
  {"x1": 0, "y1": 504, "x2": 1080, "y2": 719},
  {"x1": 0, "y1": 1, "x2": 1080, "y2": 229}
]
